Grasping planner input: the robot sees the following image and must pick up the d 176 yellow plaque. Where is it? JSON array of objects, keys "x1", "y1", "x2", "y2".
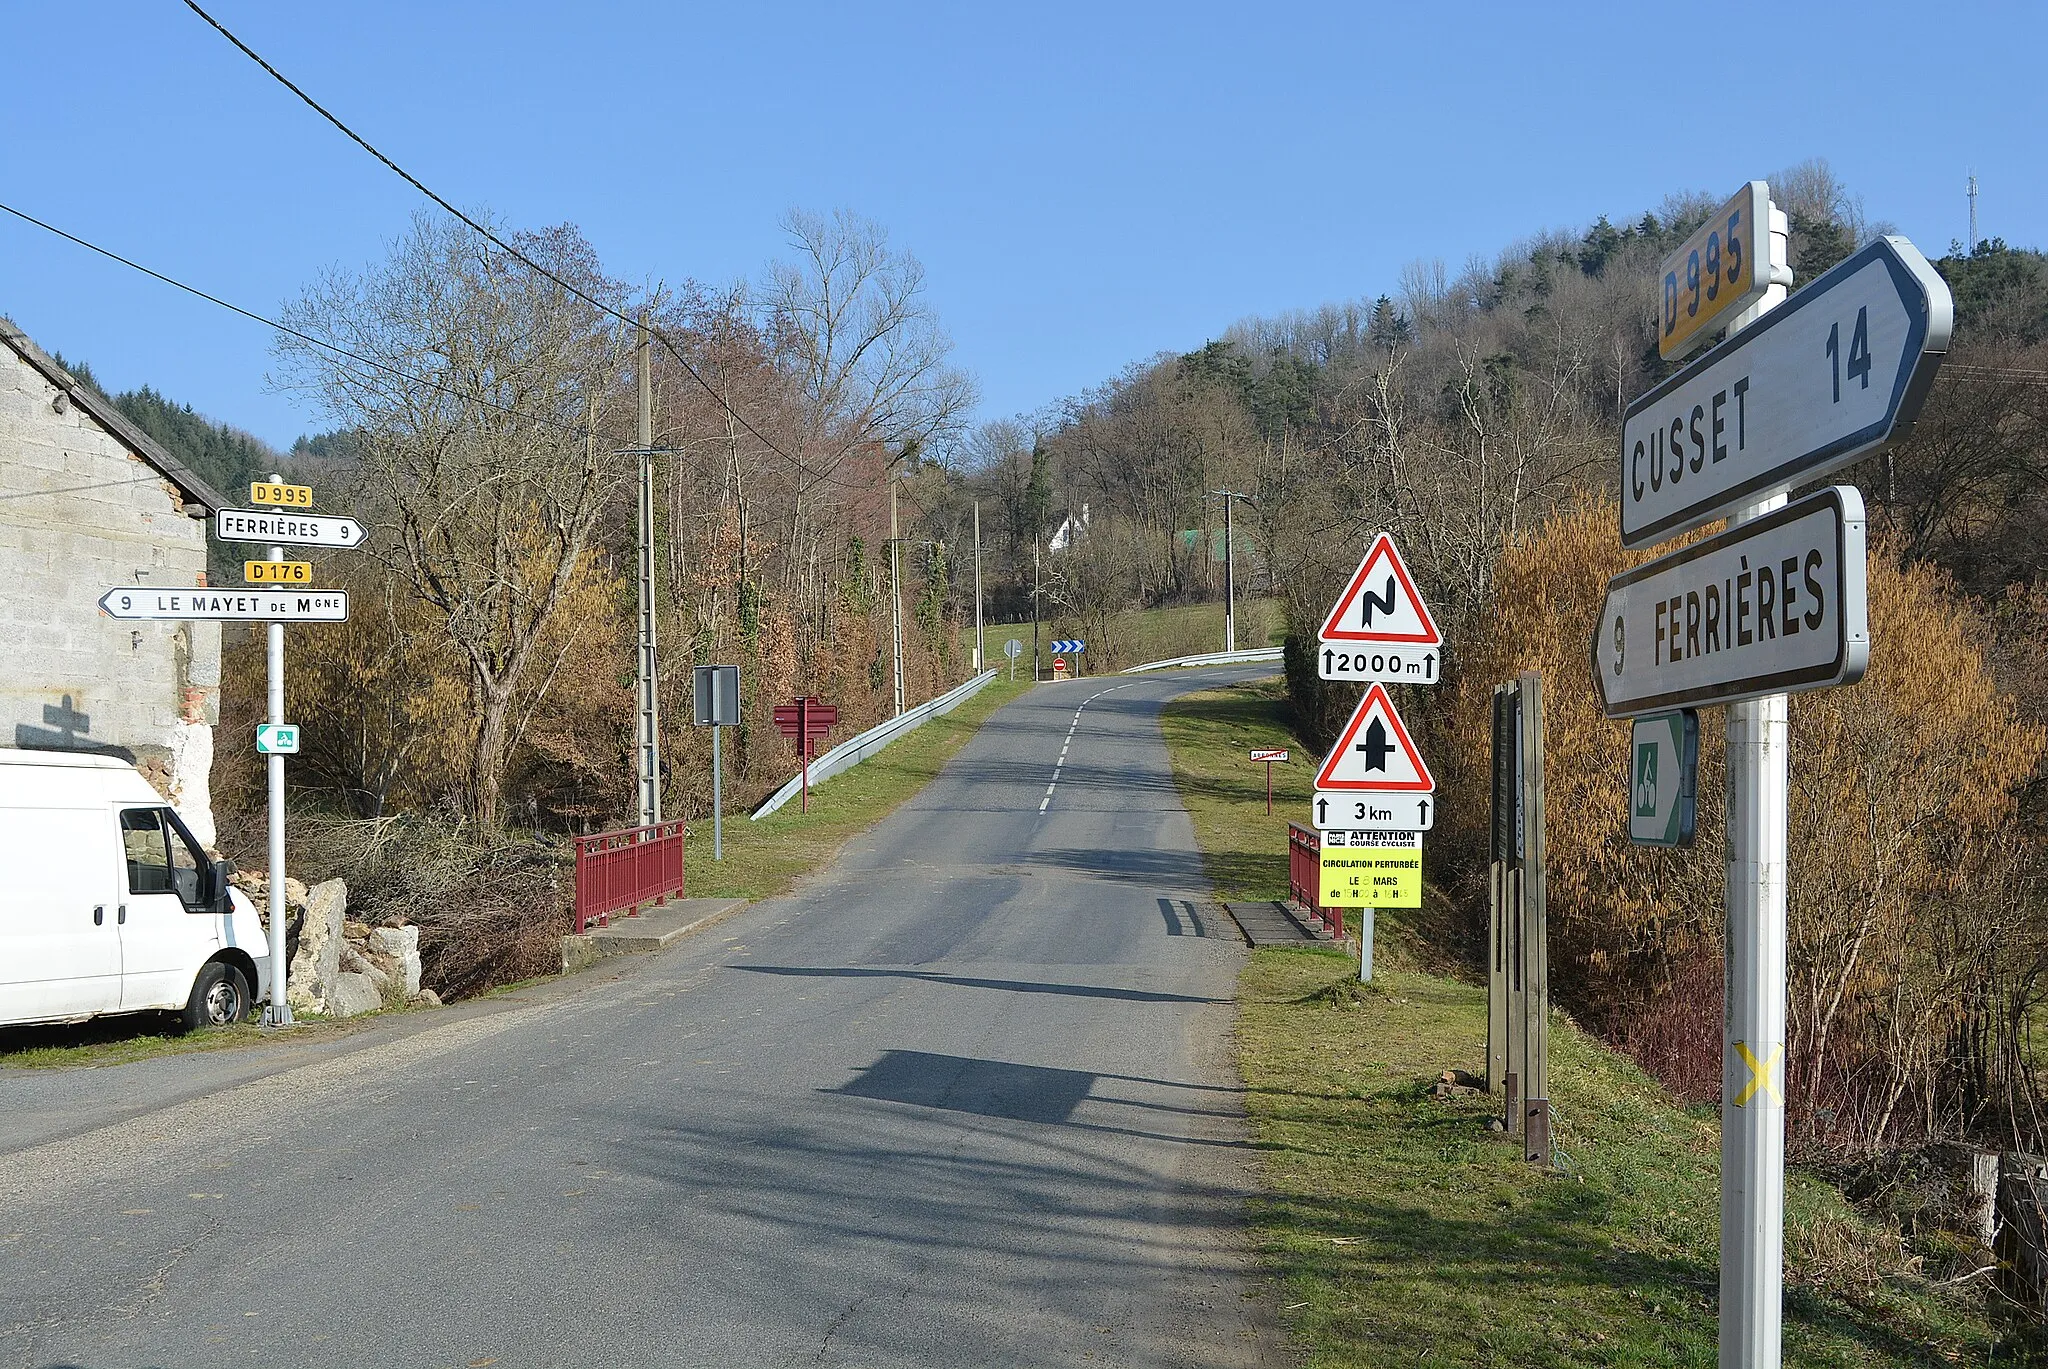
[
  {"x1": 1319, "y1": 835, "x2": 1422, "y2": 908},
  {"x1": 250, "y1": 481, "x2": 313, "y2": 508},
  {"x1": 245, "y1": 560, "x2": 313, "y2": 585}
]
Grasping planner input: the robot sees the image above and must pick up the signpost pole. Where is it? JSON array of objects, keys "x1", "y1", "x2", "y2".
[
  {"x1": 712, "y1": 722, "x2": 724, "y2": 862},
  {"x1": 1721, "y1": 212, "x2": 1790, "y2": 1369},
  {"x1": 799, "y1": 697, "x2": 810, "y2": 814},
  {"x1": 1265, "y1": 759, "x2": 1273, "y2": 815},
  {"x1": 262, "y1": 475, "x2": 292, "y2": 1027}
]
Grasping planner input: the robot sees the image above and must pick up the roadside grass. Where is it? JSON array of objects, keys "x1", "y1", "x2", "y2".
[
  {"x1": 1162, "y1": 680, "x2": 2023, "y2": 1367},
  {"x1": 5, "y1": 676, "x2": 1030, "y2": 1070},
  {"x1": 679, "y1": 673, "x2": 1030, "y2": 902},
  {"x1": 976, "y1": 597, "x2": 1285, "y2": 674},
  {"x1": 1156, "y1": 676, "x2": 1309, "y2": 903}
]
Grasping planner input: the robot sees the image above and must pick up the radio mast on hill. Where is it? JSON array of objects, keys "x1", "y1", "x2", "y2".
[{"x1": 1968, "y1": 173, "x2": 1980, "y2": 253}]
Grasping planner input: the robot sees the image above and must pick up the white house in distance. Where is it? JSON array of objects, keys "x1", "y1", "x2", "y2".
[{"x1": 0, "y1": 317, "x2": 227, "y2": 844}]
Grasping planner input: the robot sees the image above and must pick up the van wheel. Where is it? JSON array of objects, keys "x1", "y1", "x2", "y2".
[{"x1": 181, "y1": 962, "x2": 251, "y2": 1032}]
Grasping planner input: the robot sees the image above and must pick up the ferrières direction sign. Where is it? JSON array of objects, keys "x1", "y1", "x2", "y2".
[{"x1": 1593, "y1": 486, "x2": 1867, "y2": 718}]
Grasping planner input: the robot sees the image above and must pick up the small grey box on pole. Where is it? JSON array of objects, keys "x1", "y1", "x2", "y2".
[{"x1": 693, "y1": 665, "x2": 740, "y2": 861}]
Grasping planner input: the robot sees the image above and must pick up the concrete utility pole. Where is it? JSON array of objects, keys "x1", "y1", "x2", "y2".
[
  {"x1": 1209, "y1": 489, "x2": 1251, "y2": 652},
  {"x1": 889, "y1": 471, "x2": 905, "y2": 717},
  {"x1": 635, "y1": 315, "x2": 661, "y2": 829},
  {"x1": 972, "y1": 501, "x2": 983, "y2": 671},
  {"x1": 1720, "y1": 203, "x2": 1791, "y2": 1369},
  {"x1": 1031, "y1": 536, "x2": 1042, "y2": 682},
  {"x1": 262, "y1": 471, "x2": 291, "y2": 1027}
]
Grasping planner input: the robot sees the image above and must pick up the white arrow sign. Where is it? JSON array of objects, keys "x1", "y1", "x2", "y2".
[
  {"x1": 1314, "y1": 790, "x2": 1435, "y2": 833},
  {"x1": 215, "y1": 508, "x2": 365, "y2": 548},
  {"x1": 1593, "y1": 486, "x2": 1866, "y2": 718},
  {"x1": 98, "y1": 588, "x2": 350, "y2": 622},
  {"x1": 1620, "y1": 236, "x2": 1950, "y2": 550}
]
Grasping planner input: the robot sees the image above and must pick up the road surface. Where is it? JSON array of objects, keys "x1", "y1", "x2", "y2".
[{"x1": 1, "y1": 666, "x2": 1285, "y2": 1369}]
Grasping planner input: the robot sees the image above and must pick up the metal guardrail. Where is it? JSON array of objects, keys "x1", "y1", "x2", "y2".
[
  {"x1": 751, "y1": 670, "x2": 1000, "y2": 820},
  {"x1": 1120, "y1": 646, "x2": 1283, "y2": 674},
  {"x1": 572, "y1": 820, "x2": 685, "y2": 934}
]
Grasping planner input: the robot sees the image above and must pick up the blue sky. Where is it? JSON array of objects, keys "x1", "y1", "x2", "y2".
[{"x1": 1, "y1": 1, "x2": 2038, "y2": 449}]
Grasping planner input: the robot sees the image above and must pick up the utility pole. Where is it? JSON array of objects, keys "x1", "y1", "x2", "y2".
[
  {"x1": 261, "y1": 471, "x2": 292, "y2": 1027},
  {"x1": 972, "y1": 501, "x2": 983, "y2": 671},
  {"x1": 1968, "y1": 173, "x2": 1980, "y2": 253},
  {"x1": 635, "y1": 315, "x2": 661, "y2": 829},
  {"x1": 1208, "y1": 488, "x2": 1251, "y2": 652},
  {"x1": 889, "y1": 469, "x2": 905, "y2": 717},
  {"x1": 1032, "y1": 535, "x2": 1042, "y2": 682}
]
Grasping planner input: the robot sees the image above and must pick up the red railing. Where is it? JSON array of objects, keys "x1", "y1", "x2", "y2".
[
  {"x1": 1287, "y1": 821, "x2": 1344, "y2": 940},
  {"x1": 572, "y1": 820, "x2": 685, "y2": 934}
]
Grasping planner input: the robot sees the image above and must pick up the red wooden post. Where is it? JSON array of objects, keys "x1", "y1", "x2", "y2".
[
  {"x1": 1265, "y1": 759, "x2": 1274, "y2": 815},
  {"x1": 799, "y1": 696, "x2": 809, "y2": 813}
]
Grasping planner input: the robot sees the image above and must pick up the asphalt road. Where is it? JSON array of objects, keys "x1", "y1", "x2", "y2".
[{"x1": 1, "y1": 665, "x2": 1286, "y2": 1369}]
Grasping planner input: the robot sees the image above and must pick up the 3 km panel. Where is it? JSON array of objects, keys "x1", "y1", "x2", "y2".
[
  {"x1": 1593, "y1": 486, "x2": 1867, "y2": 718},
  {"x1": 1620, "y1": 236, "x2": 1950, "y2": 549}
]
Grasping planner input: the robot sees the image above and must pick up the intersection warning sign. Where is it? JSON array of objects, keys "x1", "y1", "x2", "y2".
[
  {"x1": 1314, "y1": 683, "x2": 1434, "y2": 793},
  {"x1": 1317, "y1": 534, "x2": 1442, "y2": 682}
]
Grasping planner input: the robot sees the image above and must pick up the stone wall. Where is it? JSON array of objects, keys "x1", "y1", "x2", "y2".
[{"x1": 0, "y1": 330, "x2": 220, "y2": 842}]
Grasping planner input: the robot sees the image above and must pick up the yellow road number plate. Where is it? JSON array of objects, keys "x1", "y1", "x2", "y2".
[
  {"x1": 245, "y1": 560, "x2": 313, "y2": 584},
  {"x1": 1659, "y1": 181, "x2": 1771, "y2": 360},
  {"x1": 250, "y1": 481, "x2": 313, "y2": 508}
]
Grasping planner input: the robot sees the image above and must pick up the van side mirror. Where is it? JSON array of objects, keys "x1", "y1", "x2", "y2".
[{"x1": 204, "y1": 858, "x2": 236, "y2": 914}]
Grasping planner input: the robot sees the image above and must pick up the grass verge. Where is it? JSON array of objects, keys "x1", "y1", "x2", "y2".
[{"x1": 1162, "y1": 680, "x2": 2022, "y2": 1367}]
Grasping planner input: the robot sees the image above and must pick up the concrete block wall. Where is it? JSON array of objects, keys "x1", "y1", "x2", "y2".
[{"x1": 0, "y1": 341, "x2": 220, "y2": 843}]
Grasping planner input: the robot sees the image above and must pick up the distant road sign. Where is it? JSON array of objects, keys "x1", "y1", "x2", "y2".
[
  {"x1": 1630, "y1": 710, "x2": 1698, "y2": 847},
  {"x1": 1658, "y1": 181, "x2": 1774, "y2": 361},
  {"x1": 254, "y1": 723, "x2": 300, "y2": 755},
  {"x1": 1594, "y1": 485, "x2": 1867, "y2": 718},
  {"x1": 249, "y1": 480, "x2": 313, "y2": 508},
  {"x1": 1621, "y1": 235, "x2": 1951, "y2": 549},
  {"x1": 98, "y1": 587, "x2": 349, "y2": 622},
  {"x1": 1318, "y1": 533, "x2": 1441, "y2": 683},
  {"x1": 692, "y1": 664, "x2": 741, "y2": 726},
  {"x1": 1249, "y1": 748, "x2": 1290, "y2": 763},
  {"x1": 216, "y1": 508, "x2": 364, "y2": 548},
  {"x1": 1003, "y1": 639, "x2": 1022, "y2": 659},
  {"x1": 1049, "y1": 639, "x2": 1085, "y2": 654},
  {"x1": 244, "y1": 560, "x2": 312, "y2": 585}
]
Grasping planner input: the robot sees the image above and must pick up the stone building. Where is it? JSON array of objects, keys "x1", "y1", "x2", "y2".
[{"x1": 0, "y1": 317, "x2": 227, "y2": 843}]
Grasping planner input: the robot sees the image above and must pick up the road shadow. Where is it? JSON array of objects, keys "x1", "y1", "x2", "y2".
[{"x1": 730, "y1": 965, "x2": 1226, "y2": 1005}]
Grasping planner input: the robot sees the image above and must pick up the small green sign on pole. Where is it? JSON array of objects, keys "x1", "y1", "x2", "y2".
[
  {"x1": 255, "y1": 722, "x2": 300, "y2": 755},
  {"x1": 1628, "y1": 710, "x2": 1696, "y2": 847}
]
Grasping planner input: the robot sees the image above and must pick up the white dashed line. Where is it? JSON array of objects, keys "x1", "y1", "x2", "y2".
[{"x1": 1038, "y1": 682, "x2": 1136, "y2": 816}]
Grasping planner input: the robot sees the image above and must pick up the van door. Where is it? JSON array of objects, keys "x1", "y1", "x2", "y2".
[
  {"x1": 116, "y1": 806, "x2": 218, "y2": 1011},
  {"x1": 0, "y1": 806, "x2": 123, "y2": 1023}
]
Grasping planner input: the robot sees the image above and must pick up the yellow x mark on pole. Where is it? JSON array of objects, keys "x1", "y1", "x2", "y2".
[{"x1": 1733, "y1": 1040, "x2": 1783, "y2": 1108}]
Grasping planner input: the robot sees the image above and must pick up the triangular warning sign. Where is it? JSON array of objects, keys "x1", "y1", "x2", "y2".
[
  {"x1": 1318, "y1": 534, "x2": 1440, "y2": 645},
  {"x1": 1314, "y1": 683, "x2": 1434, "y2": 792}
]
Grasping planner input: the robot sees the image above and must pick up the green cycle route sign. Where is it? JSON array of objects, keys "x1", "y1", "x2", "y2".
[{"x1": 1630, "y1": 709, "x2": 1697, "y2": 847}]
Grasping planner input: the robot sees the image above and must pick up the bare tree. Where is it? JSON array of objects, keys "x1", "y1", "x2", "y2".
[{"x1": 275, "y1": 213, "x2": 637, "y2": 828}]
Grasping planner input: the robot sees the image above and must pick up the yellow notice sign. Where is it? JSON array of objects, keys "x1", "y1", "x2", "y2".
[
  {"x1": 244, "y1": 560, "x2": 313, "y2": 585},
  {"x1": 250, "y1": 481, "x2": 313, "y2": 508},
  {"x1": 1319, "y1": 832, "x2": 1423, "y2": 907}
]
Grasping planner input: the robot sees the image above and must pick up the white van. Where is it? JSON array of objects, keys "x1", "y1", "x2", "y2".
[{"x1": 0, "y1": 750, "x2": 271, "y2": 1031}]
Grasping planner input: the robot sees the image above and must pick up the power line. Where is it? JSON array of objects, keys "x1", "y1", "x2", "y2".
[
  {"x1": 0, "y1": 197, "x2": 583, "y2": 439},
  {"x1": 180, "y1": 0, "x2": 837, "y2": 493}
]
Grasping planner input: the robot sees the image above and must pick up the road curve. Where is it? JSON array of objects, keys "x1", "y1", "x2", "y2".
[{"x1": 1, "y1": 666, "x2": 1285, "y2": 1369}]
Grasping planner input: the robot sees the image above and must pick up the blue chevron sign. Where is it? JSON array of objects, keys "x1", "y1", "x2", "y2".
[{"x1": 1049, "y1": 639, "x2": 1085, "y2": 654}]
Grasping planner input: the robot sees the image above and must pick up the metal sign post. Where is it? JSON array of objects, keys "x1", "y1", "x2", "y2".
[
  {"x1": 1249, "y1": 748, "x2": 1290, "y2": 814},
  {"x1": 693, "y1": 665, "x2": 740, "y2": 861},
  {"x1": 1004, "y1": 638, "x2": 1022, "y2": 682},
  {"x1": 257, "y1": 478, "x2": 293, "y2": 1025}
]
